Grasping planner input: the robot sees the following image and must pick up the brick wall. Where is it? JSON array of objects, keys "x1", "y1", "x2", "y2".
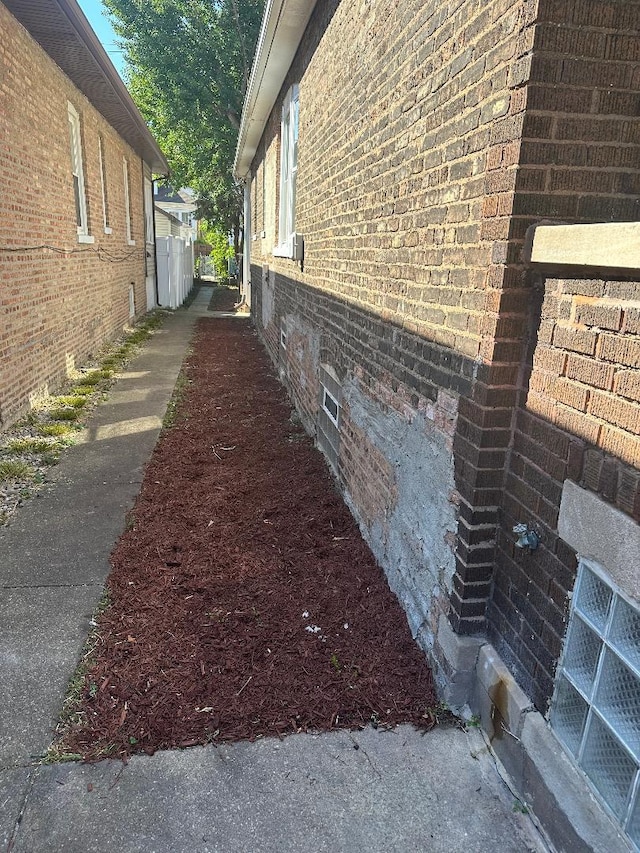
[
  {"x1": 490, "y1": 273, "x2": 640, "y2": 711},
  {"x1": 0, "y1": 3, "x2": 148, "y2": 428},
  {"x1": 244, "y1": 0, "x2": 640, "y2": 708}
]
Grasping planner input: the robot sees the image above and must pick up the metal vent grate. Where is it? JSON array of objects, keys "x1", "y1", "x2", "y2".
[{"x1": 551, "y1": 560, "x2": 640, "y2": 848}]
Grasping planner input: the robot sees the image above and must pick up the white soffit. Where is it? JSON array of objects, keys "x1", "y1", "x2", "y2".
[{"x1": 234, "y1": 0, "x2": 317, "y2": 179}]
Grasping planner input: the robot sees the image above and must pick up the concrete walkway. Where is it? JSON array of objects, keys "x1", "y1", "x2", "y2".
[{"x1": 0, "y1": 288, "x2": 548, "y2": 852}]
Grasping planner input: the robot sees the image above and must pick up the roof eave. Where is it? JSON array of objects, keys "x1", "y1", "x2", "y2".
[
  {"x1": 4, "y1": 0, "x2": 169, "y2": 175},
  {"x1": 233, "y1": 0, "x2": 317, "y2": 180}
]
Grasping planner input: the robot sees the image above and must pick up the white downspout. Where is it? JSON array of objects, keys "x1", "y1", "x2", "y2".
[{"x1": 242, "y1": 179, "x2": 252, "y2": 309}]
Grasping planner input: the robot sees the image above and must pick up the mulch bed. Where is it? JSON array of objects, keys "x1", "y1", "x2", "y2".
[{"x1": 61, "y1": 301, "x2": 440, "y2": 760}]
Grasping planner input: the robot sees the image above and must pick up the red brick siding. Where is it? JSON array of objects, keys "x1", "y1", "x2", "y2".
[
  {"x1": 490, "y1": 273, "x2": 640, "y2": 712},
  {"x1": 0, "y1": 3, "x2": 149, "y2": 428},
  {"x1": 517, "y1": 0, "x2": 640, "y2": 228}
]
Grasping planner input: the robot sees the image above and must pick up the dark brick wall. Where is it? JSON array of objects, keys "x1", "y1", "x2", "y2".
[{"x1": 245, "y1": 0, "x2": 640, "y2": 710}]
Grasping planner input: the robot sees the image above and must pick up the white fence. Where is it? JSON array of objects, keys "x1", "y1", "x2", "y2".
[{"x1": 156, "y1": 237, "x2": 194, "y2": 309}]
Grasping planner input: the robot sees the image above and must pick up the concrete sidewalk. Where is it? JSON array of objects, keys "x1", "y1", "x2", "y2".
[{"x1": 0, "y1": 288, "x2": 547, "y2": 853}]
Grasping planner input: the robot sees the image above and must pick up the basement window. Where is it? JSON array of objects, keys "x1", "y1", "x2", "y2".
[
  {"x1": 322, "y1": 387, "x2": 339, "y2": 427},
  {"x1": 317, "y1": 365, "x2": 341, "y2": 474},
  {"x1": 551, "y1": 559, "x2": 640, "y2": 849}
]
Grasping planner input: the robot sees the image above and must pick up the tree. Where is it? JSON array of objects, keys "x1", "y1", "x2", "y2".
[{"x1": 105, "y1": 0, "x2": 264, "y2": 238}]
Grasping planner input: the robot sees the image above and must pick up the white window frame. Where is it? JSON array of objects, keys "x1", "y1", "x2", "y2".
[
  {"x1": 274, "y1": 84, "x2": 301, "y2": 259},
  {"x1": 322, "y1": 385, "x2": 340, "y2": 428},
  {"x1": 123, "y1": 157, "x2": 135, "y2": 245},
  {"x1": 143, "y1": 177, "x2": 154, "y2": 245},
  {"x1": 67, "y1": 103, "x2": 93, "y2": 244},
  {"x1": 98, "y1": 135, "x2": 112, "y2": 234}
]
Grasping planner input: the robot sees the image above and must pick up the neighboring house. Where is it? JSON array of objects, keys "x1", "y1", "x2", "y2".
[
  {"x1": 154, "y1": 206, "x2": 184, "y2": 239},
  {"x1": 154, "y1": 185, "x2": 198, "y2": 245},
  {"x1": 235, "y1": 1, "x2": 640, "y2": 848},
  {"x1": 0, "y1": 0, "x2": 168, "y2": 430}
]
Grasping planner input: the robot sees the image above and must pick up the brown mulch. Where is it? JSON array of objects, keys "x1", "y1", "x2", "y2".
[{"x1": 61, "y1": 304, "x2": 439, "y2": 760}]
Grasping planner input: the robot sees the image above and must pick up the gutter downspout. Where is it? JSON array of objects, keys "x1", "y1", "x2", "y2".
[{"x1": 242, "y1": 179, "x2": 252, "y2": 309}]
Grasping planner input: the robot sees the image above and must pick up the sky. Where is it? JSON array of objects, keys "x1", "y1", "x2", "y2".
[{"x1": 77, "y1": 0, "x2": 126, "y2": 78}]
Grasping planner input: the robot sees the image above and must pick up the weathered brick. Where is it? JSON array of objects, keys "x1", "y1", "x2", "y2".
[
  {"x1": 552, "y1": 324, "x2": 597, "y2": 355},
  {"x1": 589, "y1": 390, "x2": 640, "y2": 435},
  {"x1": 598, "y1": 334, "x2": 640, "y2": 368},
  {"x1": 574, "y1": 301, "x2": 623, "y2": 331},
  {"x1": 565, "y1": 353, "x2": 614, "y2": 390},
  {"x1": 614, "y1": 370, "x2": 640, "y2": 403}
]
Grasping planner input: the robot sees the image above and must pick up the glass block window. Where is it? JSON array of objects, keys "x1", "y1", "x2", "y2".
[{"x1": 551, "y1": 559, "x2": 640, "y2": 849}]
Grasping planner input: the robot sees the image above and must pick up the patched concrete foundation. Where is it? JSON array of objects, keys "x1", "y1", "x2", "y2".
[{"x1": 341, "y1": 377, "x2": 458, "y2": 648}]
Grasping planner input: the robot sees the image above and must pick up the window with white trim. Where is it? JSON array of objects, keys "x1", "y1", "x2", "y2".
[
  {"x1": 98, "y1": 135, "x2": 111, "y2": 234},
  {"x1": 551, "y1": 559, "x2": 640, "y2": 849},
  {"x1": 123, "y1": 158, "x2": 135, "y2": 245},
  {"x1": 274, "y1": 84, "x2": 300, "y2": 259},
  {"x1": 67, "y1": 103, "x2": 93, "y2": 242},
  {"x1": 144, "y1": 177, "x2": 154, "y2": 245}
]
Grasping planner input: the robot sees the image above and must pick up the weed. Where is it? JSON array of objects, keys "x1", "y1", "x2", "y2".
[
  {"x1": 71, "y1": 385, "x2": 95, "y2": 397},
  {"x1": 0, "y1": 460, "x2": 33, "y2": 481},
  {"x1": 512, "y1": 801, "x2": 529, "y2": 815},
  {"x1": 466, "y1": 714, "x2": 482, "y2": 728},
  {"x1": 42, "y1": 747, "x2": 84, "y2": 764},
  {"x1": 38, "y1": 423, "x2": 75, "y2": 437},
  {"x1": 53, "y1": 396, "x2": 87, "y2": 409},
  {"x1": 330, "y1": 653, "x2": 341, "y2": 671},
  {"x1": 49, "y1": 407, "x2": 80, "y2": 422},
  {"x1": 7, "y1": 437, "x2": 51, "y2": 453},
  {"x1": 40, "y1": 451, "x2": 60, "y2": 466},
  {"x1": 76, "y1": 371, "x2": 103, "y2": 386},
  {"x1": 421, "y1": 701, "x2": 461, "y2": 728}
]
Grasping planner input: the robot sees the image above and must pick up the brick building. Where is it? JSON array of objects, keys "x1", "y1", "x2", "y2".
[
  {"x1": 235, "y1": 0, "x2": 640, "y2": 847},
  {"x1": 0, "y1": 0, "x2": 168, "y2": 429}
]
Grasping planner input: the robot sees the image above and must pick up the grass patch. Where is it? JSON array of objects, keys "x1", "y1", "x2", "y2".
[
  {"x1": 38, "y1": 423, "x2": 76, "y2": 437},
  {"x1": 0, "y1": 460, "x2": 33, "y2": 481},
  {"x1": 76, "y1": 371, "x2": 103, "y2": 387},
  {"x1": 70, "y1": 385, "x2": 95, "y2": 397},
  {"x1": 49, "y1": 407, "x2": 80, "y2": 422},
  {"x1": 6, "y1": 437, "x2": 52, "y2": 454},
  {"x1": 53, "y1": 396, "x2": 87, "y2": 409}
]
